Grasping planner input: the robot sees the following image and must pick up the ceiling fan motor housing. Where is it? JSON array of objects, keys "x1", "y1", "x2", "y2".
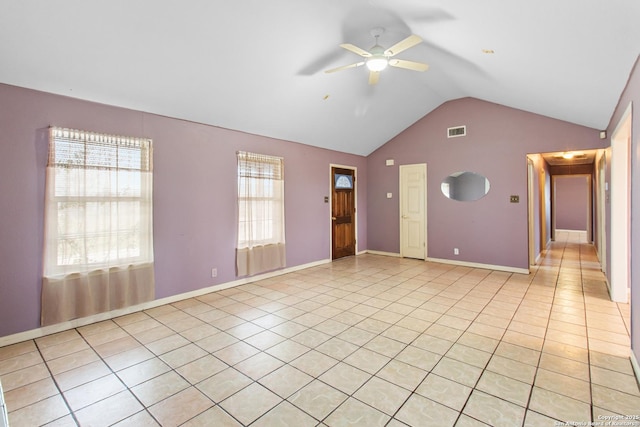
[{"x1": 367, "y1": 45, "x2": 389, "y2": 71}]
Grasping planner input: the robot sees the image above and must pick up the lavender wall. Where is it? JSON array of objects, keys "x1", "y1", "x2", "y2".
[
  {"x1": 555, "y1": 176, "x2": 589, "y2": 231},
  {"x1": 0, "y1": 83, "x2": 367, "y2": 337},
  {"x1": 367, "y1": 98, "x2": 605, "y2": 270},
  {"x1": 606, "y1": 56, "x2": 639, "y2": 369}
]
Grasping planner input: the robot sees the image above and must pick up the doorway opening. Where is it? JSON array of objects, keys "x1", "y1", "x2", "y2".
[
  {"x1": 551, "y1": 174, "x2": 592, "y2": 241},
  {"x1": 527, "y1": 150, "x2": 604, "y2": 271},
  {"x1": 330, "y1": 165, "x2": 356, "y2": 260}
]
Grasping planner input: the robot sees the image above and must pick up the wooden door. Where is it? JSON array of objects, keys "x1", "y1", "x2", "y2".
[
  {"x1": 400, "y1": 164, "x2": 426, "y2": 259},
  {"x1": 331, "y1": 167, "x2": 356, "y2": 260}
]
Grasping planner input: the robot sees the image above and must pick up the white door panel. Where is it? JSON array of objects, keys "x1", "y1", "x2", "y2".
[{"x1": 400, "y1": 164, "x2": 426, "y2": 259}]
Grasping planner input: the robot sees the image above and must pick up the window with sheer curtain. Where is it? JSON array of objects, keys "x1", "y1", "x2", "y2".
[
  {"x1": 41, "y1": 127, "x2": 155, "y2": 326},
  {"x1": 236, "y1": 151, "x2": 286, "y2": 276}
]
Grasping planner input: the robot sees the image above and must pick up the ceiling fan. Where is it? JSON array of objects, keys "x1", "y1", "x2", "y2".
[{"x1": 325, "y1": 27, "x2": 429, "y2": 85}]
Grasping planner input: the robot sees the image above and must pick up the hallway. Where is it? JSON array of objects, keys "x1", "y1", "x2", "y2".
[{"x1": 0, "y1": 232, "x2": 638, "y2": 426}]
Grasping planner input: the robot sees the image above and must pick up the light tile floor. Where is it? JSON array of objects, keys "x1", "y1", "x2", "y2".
[{"x1": 1, "y1": 231, "x2": 639, "y2": 426}]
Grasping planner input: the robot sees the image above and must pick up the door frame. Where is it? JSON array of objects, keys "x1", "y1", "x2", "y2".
[
  {"x1": 609, "y1": 102, "x2": 632, "y2": 303},
  {"x1": 399, "y1": 163, "x2": 427, "y2": 260},
  {"x1": 596, "y1": 150, "x2": 607, "y2": 274},
  {"x1": 539, "y1": 165, "x2": 548, "y2": 256},
  {"x1": 329, "y1": 164, "x2": 358, "y2": 260},
  {"x1": 527, "y1": 157, "x2": 536, "y2": 266}
]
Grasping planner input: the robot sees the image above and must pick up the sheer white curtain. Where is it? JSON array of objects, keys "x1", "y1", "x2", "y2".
[
  {"x1": 236, "y1": 151, "x2": 286, "y2": 276},
  {"x1": 42, "y1": 127, "x2": 154, "y2": 326}
]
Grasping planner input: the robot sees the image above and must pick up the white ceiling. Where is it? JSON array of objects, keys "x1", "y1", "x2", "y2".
[{"x1": 1, "y1": 0, "x2": 638, "y2": 156}]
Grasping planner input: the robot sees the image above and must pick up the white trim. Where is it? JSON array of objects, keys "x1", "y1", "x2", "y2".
[
  {"x1": 366, "y1": 250, "x2": 401, "y2": 257},
  {"x1": 365, "y1": 251, "x2": 528, "y2": 273},
  {"x1": 527, "y1": 157, "x2": 535, "y2": 266},
  {"x1": 596, "y1": 150, "x2": 607, "y2": 274},
  {"x1": 610, "y1": 101, "x2": 632, "y2": 302},
  {"x1": 535, "y1": 252, "x2": 543, "y2": 265},
  {"x1": 426, "y1": 257, "x2": 530, "y2": 274},
  {"x1": 0, "y1": 258, "x2": 331, "y2": 348},
  {"x1": 631, "y1": 351, "x2": 640, "y2": 389},
  {"x1": 447, "y1": 125, "x2": 467, "y2": 138}
]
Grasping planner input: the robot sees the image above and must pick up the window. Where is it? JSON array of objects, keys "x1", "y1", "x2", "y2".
[
  {"x1": 41, "y1": 127, "x2": 154, "y2": 325},
  {"x1": 236, "y1": 151, "x2": 286, "y2": 276},
  {"x1": 334, "y1": 174, "x2": 353, "y2": 189}
]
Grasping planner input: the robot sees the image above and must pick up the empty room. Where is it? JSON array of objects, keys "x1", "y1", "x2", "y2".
[{"x1": 0, "y1": 1, "x2": 639, "y2": 426}]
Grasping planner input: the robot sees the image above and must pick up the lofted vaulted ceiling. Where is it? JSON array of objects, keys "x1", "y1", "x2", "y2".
[{"x1": 1, "y1": 1, "x2": 638, "y2": 156}]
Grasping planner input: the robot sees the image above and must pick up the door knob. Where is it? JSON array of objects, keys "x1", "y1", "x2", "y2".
[
  {"x1": 402, "y1": 215, "x2": 408, "y2": 219},
  {"x1": 331, "y1": 217, "x2": 337, "y2": 220}
]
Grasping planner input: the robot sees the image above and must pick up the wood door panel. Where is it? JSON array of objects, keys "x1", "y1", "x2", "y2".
[
  {"x1": 331, "y1": 167, "x2": 356, "y2": 260},
  {"x1": 335, "y1": 216, "x2": 352, "y2": 224}
]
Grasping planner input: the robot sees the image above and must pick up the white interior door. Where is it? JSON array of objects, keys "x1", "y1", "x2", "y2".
[{"x1": 400, "y1": 164, "x2": 426, "y2": 259}]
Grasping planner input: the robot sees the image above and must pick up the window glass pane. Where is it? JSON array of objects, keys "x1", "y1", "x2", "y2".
[
  {"x1": 335, "y1": 174, "x2": 353, "y2": 189},
  {"x1": 46, "y1": 127, "x2": 153, "y2": 273},
  {"x1": 237, "y1": 151, "x2": 284, "y2": 248}
]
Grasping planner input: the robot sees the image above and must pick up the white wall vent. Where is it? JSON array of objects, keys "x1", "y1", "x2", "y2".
[{"x1": 447, "y1": 125, "x2": 466, "y2": 138}]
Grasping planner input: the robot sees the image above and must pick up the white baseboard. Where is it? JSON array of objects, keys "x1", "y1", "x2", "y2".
[
  {"x1": 426, "y1": 257, "x2": 530, "y2": 274},
  {"x1": 0, "y1": 258, "x2": 331, "y2": 348},
  {"x1": 366, "y1": 250, "x2": 401, "y2": 257},
  {"x1": 365, "y1": 251, "x2": 528, "y2": 274},
  {"x1": 631, "y1": 350, "x2": 640, "y2": 389},
  {"x1": 534, "y1": 253, "x2": 541, "y2": 265}
]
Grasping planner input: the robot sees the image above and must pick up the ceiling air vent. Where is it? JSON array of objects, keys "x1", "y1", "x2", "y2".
[{"x1": 447, "y1": 125, "x2": 466, "y2": 138}]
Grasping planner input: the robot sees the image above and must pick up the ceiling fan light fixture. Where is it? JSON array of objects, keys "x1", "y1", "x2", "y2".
[
  {"x1": 562, "y1": 152, "x2": 575, "y2": 159},
  {"x1": 366, "y1": 56, "x2": 388, "y2": 71}
]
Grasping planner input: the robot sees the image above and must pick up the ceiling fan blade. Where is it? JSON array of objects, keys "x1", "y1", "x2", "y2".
[
  {"x1": 384, "y1": 34, "x2": 423, "y2": 57},
  {"x1": 324, "y1": 61, "x2": 365, "y2": 74},
  {"x1": 340, "y1": 43, "x2": 372, "y2": 58},
  {"x1": 368, "y1": 71, "x2": 380, "y2": 85},
  {"x1": 389, "y1": 59, "x2": 429, "y2": 72}
]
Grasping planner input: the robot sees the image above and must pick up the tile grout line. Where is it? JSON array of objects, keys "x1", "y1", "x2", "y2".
[
  {"x1": 4, "y1": 235, "x2": 633, "y2": 426},
  {"x1": 580, "y1": 238, "x2": 597, "y2": 425},
  {"x1": 32, "y1": 336, "x2": 81, "y2": 426},
  {"x1": 522, "y1": 234, "x2": 570, "y2": 426}
]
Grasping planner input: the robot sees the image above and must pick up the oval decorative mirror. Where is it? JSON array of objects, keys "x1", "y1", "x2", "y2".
[{"x1": 441, "y1": 171, "x2": 490, "y2": 201}]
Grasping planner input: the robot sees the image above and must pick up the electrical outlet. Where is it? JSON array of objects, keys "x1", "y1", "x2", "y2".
[
  {"x1": 454, "y1": 248, "x2": 459, "y2": 255},
  {"x1": 211, "y1": 268, "x2": 217, "y2": 278}
]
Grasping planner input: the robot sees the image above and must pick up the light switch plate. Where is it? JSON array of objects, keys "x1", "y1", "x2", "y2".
[
  {"x1": 386, "y1": 193, "x2": 393, "y2": 199},
  {"x1": 510, "y1": 195, "x2": 520, "y2": 203}
]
